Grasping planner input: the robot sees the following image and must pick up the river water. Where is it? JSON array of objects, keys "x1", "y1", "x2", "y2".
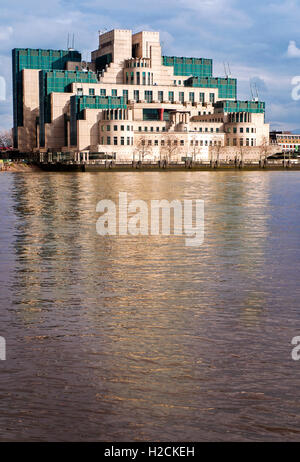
[{"x1": 0, "y1": 170, "x2": 300, "y2": 441}]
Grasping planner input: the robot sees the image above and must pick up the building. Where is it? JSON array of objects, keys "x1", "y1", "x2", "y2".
[
  {"x1": 270, "y1": 131, "x2": 300, "y2": 154},
  {"x1": 12, "y1": 29, "x2": 274, "y2": 162}
]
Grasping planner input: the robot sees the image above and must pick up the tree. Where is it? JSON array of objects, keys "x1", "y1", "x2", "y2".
[
  {"x1": 211, "y1": 137, "x2": 223, "y2": 164},
  {"x1": 134, "y1": 136, "x2": 153, "y2": 162},
  {"x1": 0, "y1": 130, "x2": 12, "y2": 148},
  {"x1": 161, "y1": 134, "x2": 181, "y2": 162},
  {"x1": 259, "y1": 136, "x2": 270, "y2": 162},
  {"x1": 239, "y1": 142, "x2": 245, "y2": 163},
  {"x1": 190, "y1": 136, "x2": 201, "y2": 161}
]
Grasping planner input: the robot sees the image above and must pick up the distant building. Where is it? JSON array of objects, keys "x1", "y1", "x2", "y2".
[
  {"x1": 270, "y1": 131, "x2": 300, "y2": 153},
  {"x1": 12, "y1": 29, "x2": 273, "y2": 161}
]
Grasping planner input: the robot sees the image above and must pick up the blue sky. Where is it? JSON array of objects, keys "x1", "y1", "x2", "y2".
[{"x1": 0, "y1": 0, "x2": 299, "y2": 131}]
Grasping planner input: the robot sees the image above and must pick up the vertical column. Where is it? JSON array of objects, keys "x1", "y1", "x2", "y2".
[{"x1": 159, "y1": 109, "x2": 164, "y2": 121}]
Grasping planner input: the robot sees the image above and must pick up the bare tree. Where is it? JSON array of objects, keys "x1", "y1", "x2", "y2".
[
  {"x1": 161, "y1": 134, "x2": 181, "y2": 162},
  {"x1": 134, "y1": 136, "x2": 153, "y2": 162},
  {"x1": 190, "y1": 136, "x2": 201, "y2": 162},
  {"x1": 0, "y1": 129, "x2": 12, "y2": 148},
  {"x1": 239, "y1": 142, "x2": 245, "y2": 164},
  {"x1": 259, "y1": 136, "x2": 270, "y2": 162},
  {"x1": 211, "y1": 137, "x2": 223, "y2": 164}
]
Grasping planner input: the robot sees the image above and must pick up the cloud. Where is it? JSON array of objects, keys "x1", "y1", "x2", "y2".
[
  {"x1": 0, "y1": 26, "x2": 13, "y2": 41},
  {"x1": 287, "y1": 40, "x2": 300, "y2": 58}
]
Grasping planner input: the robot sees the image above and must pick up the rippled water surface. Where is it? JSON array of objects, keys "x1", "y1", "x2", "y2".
[{"x1": 0, "y1": 170, "x2": 300, "y2": 441}]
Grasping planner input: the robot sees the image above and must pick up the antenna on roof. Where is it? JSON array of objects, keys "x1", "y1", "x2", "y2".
[
  {"x1": 67, "y1": 33, "x2": 69, "y2": 50},
  {"x1": 250, "y1": 81, "x2": 254, "y2": 100},
  {"x1": 67, "y1": 31, "x2": 75, "y2": 51},
  {"x1": 255, "y1": 83, "x2": 259, "y2": 100},
  {"x1": 224, "y1": 62, "x2": 228, "y2": 78},
  {"x1": 227, "y1": 62, "x2": 232, "y2": 78},
  {"x1": 72, "y1": 33, "x2": 75, "y2": 50}
]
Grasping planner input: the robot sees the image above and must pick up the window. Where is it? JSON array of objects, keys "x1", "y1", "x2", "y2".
[
  {"x1": 180, "y1": 140, "x2": 184, "y2": 146},
  {"x1": 107, "y1": 136, "x2": 111, "y2": 145},
  {"x1": 121, "y1": 137, "x2": 125, "y2": 145},
  {"x1": 136, "y1": 72, "x2": 140, "y2": 85},
  {"x1": 156, "y1": 127, "x2": 159, "y2": 132},
  {"x1": 134, "y1": 90, "x2": 139, "y2": 102},
  {"x1": 199, "y1": 93, "x2": 205, "y2": 103},
  {"x1": 144, "y1": 91, "x2": 153, "y2": 103},
  {"x1": 127, "y1": 137, "x2": 130, "y2": 145},
  {"x1": 142, "y1": 72, "x2": 146, "y2": 85},
  {"x1": 123, "y1": 90, "x2": 128, "y2": 103},
  {"x1": 189, "y1": 92, "x2": 195, "y2": 103},
  {"x1": 148, "y1": 140, "x2": 152, "y2": 146},
  {"x1": 155, "y1": 140, "x2": 158, "y2": 146},
  {"x1": 161, "y1": 140, "x2": 165, "y2": 146},
  {"x1": 114, "y1": 125, "x2": 118, "y2": 131},
  {"x1": 127, "y1": 126, "x2": 130, "y2": 131},
  {"x1": 158, "y1": 91, "x2": 164, "y2": 102},
  {"x1": 233, "y1": 138, "x2": 237, "y2": 146},
  {"x1": 179, "y1": 92, "x2": 184, "y2": 103},
  {"x1": 209, "y1": 93, "x2": 215, "y2": 104},
  {"x1": 240, "y1": 128, "x2": 244, "y2": 133},
  {"x1": 89, "y1": 88, "x2": 95, "y2": 96},
  {"x1": 107, "y1": 125, "x2": 110, "y2": 131},
  {"x1": 114, "y1": 136, "x2": 118, "y2": 145},
  {"x1": 112, "y1": 89, "x2": 117, "y2": 96},
  {"x1": 240, "y1": 138, "x2": 243, "y2": 146},
  {"x1": 169, "y1": 91, "x2": 174, "y2": 102},
  {"x1": 233, "y1": 127, "x2": 237, "y2": 134},
  {"x1": 121, "y1": 125, "x2": 124, "y2": 131},
  {"x1": 138, "y1": 127, "x2": 142, "y2": 132}
]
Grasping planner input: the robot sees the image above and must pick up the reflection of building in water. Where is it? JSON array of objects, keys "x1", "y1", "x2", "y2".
[
  {"x1": 11, "y1": 171, "x2": 270, "y2": 329},
  {"x1": 201, "y1": 171, "x2": 271, "y2": 325},
  {"x1": 12, "y1": 29, "x2": 274, "y2": 161}
]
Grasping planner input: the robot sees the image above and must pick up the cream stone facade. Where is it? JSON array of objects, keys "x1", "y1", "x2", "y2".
[{"x1": 13, "y1": 29, "x2": 276, "y2": 161}]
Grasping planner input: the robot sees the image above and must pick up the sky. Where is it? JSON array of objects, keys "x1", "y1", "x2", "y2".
[{"x1": 0, "y1": 0, "x2": 299, "y2": 131}]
